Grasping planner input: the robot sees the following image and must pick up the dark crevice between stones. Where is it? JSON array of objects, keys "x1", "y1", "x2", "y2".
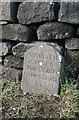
[
  {"x1": 57, "y1": 20, "x2": 78, "y2": 26},
  {"x1": 10, "y1": 2, "x2": 21, "y2": 23},
  {"x1": 54, "y1": 2, "x2": 60, "y2": 21},
  {"x1": 37, "y1": 39, "x2": 65, "y2": 47},
  {"x1": 73, "y1": 24, "x2": 78, "y2": 37},
  {"x1": 2, "y1": 39, "x2": 18, "y2": 47},
  {"x1": 27, "y1": 21, "x2": 55, "y2": 32},
  {"x1": 2, "y1": 56, "x2": 4, "y2": 65},
  {"x1": 75, "y1": 25, "x2": 79, "y2": 37}
]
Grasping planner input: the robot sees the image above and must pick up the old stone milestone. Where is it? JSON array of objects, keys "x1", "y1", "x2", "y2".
[{"x1": 21, "y1": 43, "x2": 63, "y2": 95}]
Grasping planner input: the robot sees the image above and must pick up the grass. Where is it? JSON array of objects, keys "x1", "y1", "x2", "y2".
[
  {"x1": 0, "y1": 76, "x2": 79, "y2": 118},
  {"x1": 1, "y1": 80, "x2": 61, "y2": 118},
  {"x1": 60, "y1": 75, "x2": 79, "y2": 118},
  {"x1": 1, "y1": 50, "x2": 79, "y2": 118}
]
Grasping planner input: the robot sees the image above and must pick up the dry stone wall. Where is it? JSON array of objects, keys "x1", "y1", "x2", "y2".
[{"x1": 0, "y1": 1, "x2": 79, "y2": 94}]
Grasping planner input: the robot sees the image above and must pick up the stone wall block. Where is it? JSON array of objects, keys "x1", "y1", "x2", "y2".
[
  {"x1": 65, "y1": 38, "x2": 79, "y2": 50},
  {"x1": 37, "y1": 22, "x2": 74, "y2": 40},
  {"x1": 17, "y1": 2, "x2": 55, "y2": 25},
  {"x1": 2, "y1": 24, "x2": 36, "y2": 42},
  {"x1": 0, "y1": 65, "x2": 22, "y2": 81},
  {"x1": 58, "y1": 2, "x2": 79, "y2": 24},
  {"x1": 0, "y1": 2, "x2": 19, "y2": 22}
]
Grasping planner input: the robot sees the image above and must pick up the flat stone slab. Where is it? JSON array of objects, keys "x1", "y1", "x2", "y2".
[
  {"x1": 21, "y1": 42, "x2": 63, "y2": 95},
  {"x1": 18, "y1": 2, "x2": 55, "y2": 25},
  {"x1": 58, "y1": 1, "x2": 79, "y2": 24},
  {"x1": 2, "y1": 24, "x2": 35, "y2": 42},
  {"x1": 37, "y1": 22, "x2": 74, "y2": 40}
]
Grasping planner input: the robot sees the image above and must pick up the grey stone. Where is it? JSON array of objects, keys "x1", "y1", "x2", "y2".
[
  {"x1": 0, "y1": 56, "x2": 2, "y2": 64},
  {"x1": 12, "y1": 42, "x2": 63, "y2": 58},
  {"x1": 4, "y1": 55, "x2": 23, "y2": 69},
  {"x1": 21, "y1": 42, "x2": 63, "y2": 95},
  {"x1": 0, "y1": 2, "x2": 19, "y2": 22},
  {"x1": 37, "y1": 22, "x2": 74, "y2": 40},
  {"x1": 2, "y1": 24, "x2": 35, "y2": 42},
  {"x1": 46, "y1": 42, "x2": 64, "y2": 56},
  {"x1": 58, "y1": 2, "x2": 79, "y2": 24},
  {"x1": 0, "y1": 65, "x2": 22, "y2": 81},
  {"x1": 12, "y1": 42, "x2": 34, "y2": 58},
  {"x1": 0, "y1": 21, "x2": 8, "y2": 25},
  {"x1": 0, "y1": 42, "x2": 12, "y2": 56},
  {"x1": 17, "y1": 2, "x2": 55, "y2": 25},
  {"x1": 65, "y1": 38, "x2": 79, "y2": 50},
  {"x1": 0, "y1": 25, "x2": 2, "y2": 40}
]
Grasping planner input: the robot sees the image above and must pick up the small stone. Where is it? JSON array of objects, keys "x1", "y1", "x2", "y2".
[
  {"x1": 37, "y1": 22, "x2": 74, "y2": 40},
  {"x1": 65, "y1": 38, "x2": 79, "y2": 50},
  {"x1": 4, "y1": 55, "x2": 23, "y2": 69},
  {"x1": 13, "y1": 108, "x2": 16, "y2": 111},
  {"x1": 0, "y1": 56, "x2": 2, "y2": 64},
  {"x1": 0, "y1": 65, "x2": 22, "y2": 81},
  {"x1": 0, "y1": 42, "x2": 13, "y2": 56},
  {"x1": 0, "y1": 21, "x2": 8, "y2": 25},
  {"x1": 12, "y1": 42, "x2": 35, "y2": 58},
  {"x1": 23, "y1": 92, "x2": 26, "y2": 95}
]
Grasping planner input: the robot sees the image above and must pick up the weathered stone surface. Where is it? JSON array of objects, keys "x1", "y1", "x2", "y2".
[
  {"x1": 0, "y1": 21, "x2": 8, "y2": 25},
  {"x1": 4, "y1": 55, "x2": 23, "y2": 69},
  {"x1": 0, "y1": 42, "x2": 12, "y2": 56},
  {"x1": 21, "y1": 42, "x2": 63, "y2": 95},
  {"x1": 12, "y1": 42, "x2": 64, "y2": 58},
  {"x1": 46, "y1": 42, "x2": 64, "y2": 56},
  {"x1": 0, "y1": 56, "x2": 2, "y2": 64},
  {"x1": 18, "y1": 2, "x2": 55, "y2": 25},
  {"x1": 65, "y1": 38, "x2": 79, "y2": 50},
  {"x1": 37, "y1": 22, "x2": 74, "y2": 40},
  {"x1": 12, "y1": 42, "x2": 34, "y2": 58},
  {"x1": 58, "y1": 2, "x2": 79, "y2": 24},
  {"x1": 0, "y1": 2, "x2": 19, "y2": 22},
  {"x1": 0, "y1": 65, "x2": 22, "y2": 81},
  {"x1": 2, "y1": 24, "x2": 35, "y2": 42}
]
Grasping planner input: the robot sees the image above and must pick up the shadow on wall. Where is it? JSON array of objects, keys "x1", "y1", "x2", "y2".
[{"x1": 10, "y1": 1, "x2": 20, "y2": 23}]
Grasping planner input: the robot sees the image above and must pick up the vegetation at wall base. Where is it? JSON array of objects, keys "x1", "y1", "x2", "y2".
[
  {"x1": 1, "y1": 51, "x2": 79, "y2": 118},
  {"x1": 0, "y1": 75, "x2": 79, "y2": 119}
]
